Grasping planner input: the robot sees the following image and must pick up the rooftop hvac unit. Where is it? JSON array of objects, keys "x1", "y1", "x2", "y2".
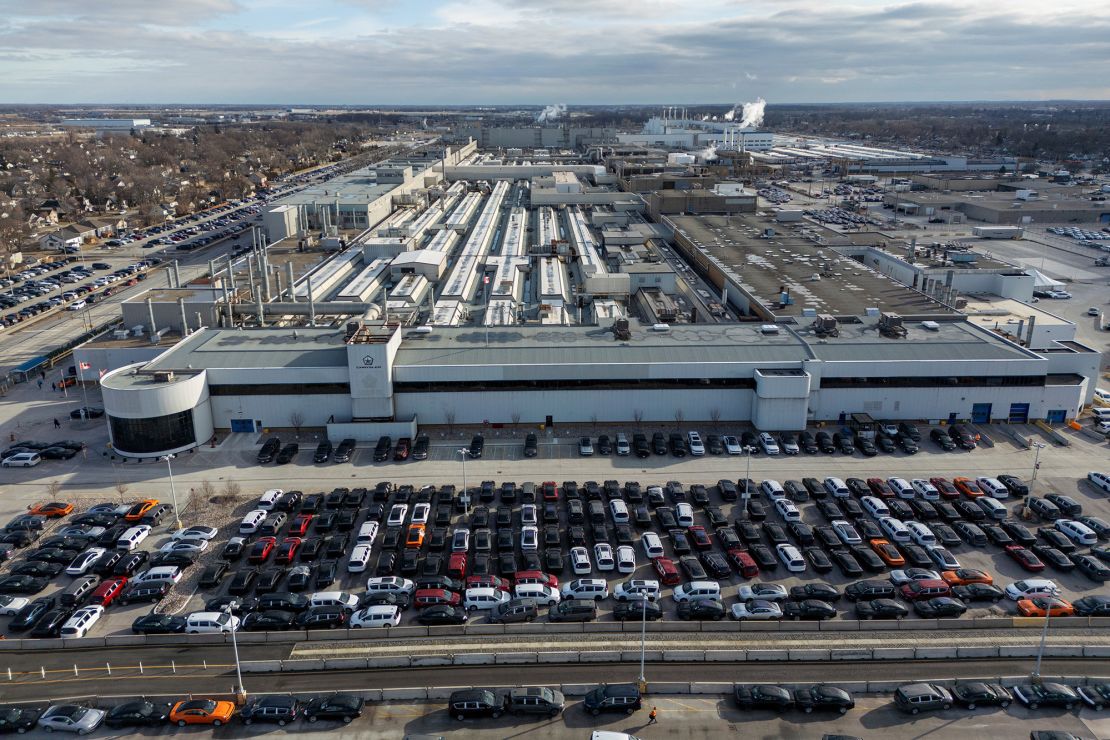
[
  {"x1": 651, "y1": 323, "x2": 670, "y2": 332},
  {"x1": 921, "y1": 321, "x2": 940, "y2": 331},
  {"x1": 878, "y1": 312, "x2": 907, "y2": 338},
  {"x1": 112, "y1": 329, "x2": 129, "y2": 340},
  {"x1": 131, "y1": 324, "x2": 146, "y2": 335},
  {"x1": 152, "y1": 370, "x2": 175, "y2": 383},
  {"x1": 760, "y1": 324, "x2": 780, "y2": 335},
  {"x1": 812, "y1": 314, "x2": 839, "y2": 337}
]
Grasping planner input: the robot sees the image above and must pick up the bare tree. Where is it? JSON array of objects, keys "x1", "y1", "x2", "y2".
[
  {"x1": 46, "y1": 480, "x2": 62, "y2": 501},
  {"x1": 289, "y1": 411, "x2": 304, "y2": 439},
  {"x1": 444, "y1": 409, "x2": 456, "y2": 435},
  {"x1": 710, "y1": 408, "x2": 722, "y2": 428},
  {"x1": 674, "y1": 409, "x2": 685, "y2": 429},
  {"x1": 511, "y1": 412, "x2": 521, "y2": 427},
  {"x1": 114, "y1": 479, "x2": 130, "y2": 504},
  {"x1": 192, "y1": 480, "x2": 218, "y2": 524},
  {"x1": 633, "y1": 409, "x2": 644, "y2": 428}
]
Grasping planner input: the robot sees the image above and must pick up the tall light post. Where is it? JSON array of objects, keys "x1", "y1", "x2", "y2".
[
  {"x1": 159, "y1": 454, "x2": 184, "y2": 530},
  {"x1": 637, "y1": 594, "x2": 648, "y2": 691},
  {"x1": 224, "y1": 604, "x2": 246, "y2": 704},
  {"x1": 1030, "y1": 442, "x2": 1046, "y2": 489},
  {"x1": 740, "y1": 445, "x2": 756, "y2": 519},
  {"x1": 1031, "y1": 597, "x2": 1055, "y2": 684},
  {"x1": 457, "y1": 448, "x2": 470, "y2": 515}
]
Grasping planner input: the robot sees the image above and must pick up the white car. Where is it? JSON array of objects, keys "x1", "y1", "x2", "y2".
[
  {"x1": 776, "y1": 543, "x2": 806, "y2": 572},
  {"x1": 570, "y1": 546, "x2": 592, "y2": 575},
  {"x1": 0, "y1": 595, "x2": 30, "y2": 616},
  {"x1": 521, "y1": 504, "x2": 538, "y2": 526},
  {"x1": 613, "y1": 579, "x2": 659, "y2": 602},
  {"x1": 616, "y1": 545, "x2": 637, "y2": 574},
  {"x1": 641, "y1": 531, "x2": 665, "y2": 559},
  {"x1": 758, "y1": 432, "x2": 780, "y2": 455},
  {"x1": 594, "y1": 543, "x2": 615, "y2": 571},
  {"x1": 411, "y1": 503, "x2": 431, "y2": 525},
  {"x1": 731, "y1": 600, "x2": 783, "y2": 620},
  {"x1": 888, "y1": 478, "x2": 915, "y2": 499},
  {"x1": 1005, "y1": 579, "x2": 1060, "y2": 601},
  {"x1": 350, "y1": 605, "x2": 401, "y2": 628},
  {"x1": 1088, "y1": 471, "x2": 1110, "y2": 494},
  {"x1": 159, "y1": 538, "x2": 209, "y2": 553},
  {"x1": 60, "y1": 605, "x2": 104, "y2": 638},
  {"x1": 928, "y1": 545, "x2": 960, "y2": 570},
  {"x1": 365, "y1": 576, "x2": 415, "y2": 595},
  {"x1": 2, "y1": 452, "x2": 41, "y2": 467},
  {"x1": 676, "y1": 503, "x2": 695, "y2": 528},
  {"x1": 737, "y1": 583, "x2": 788, "y2": 602},
  {"x1": 774, "y1": 498, "x2": 801, "y2": 522},
  {"x1": 521, "y1": 526, "x2": 539, "y2": 552},
  {"x1": 889, "y1": 568, "x2": 940, "y2": 586},
  {"x1": 831, "y1": 520, "x2": 862, "y2": 546},
  {"x1": 515, "y1": 583, "x2": 560, "y2": 606},
  {"x1": 975, "y1": 477, "x2": 1009, "y2": 499},
  {"x1": 687, "y1": 431, "x2": 705, "y2": 456},
  {"x1": 65, "y1": 548, "x2": 106, "y2": 576},
  {"x1": 910, "y1": 479, "x2": 939, "y2": 501},
  {"x1": 780, "y1": 435, "x2": 800, "y2": 455},
  {"x1": 386, "y1": 504, "x2": 408, "y2": 527},
  {"x1": 723, "y1": 435, "x2": 742, "y2": 455},
  {"x1": 347, "y1": 544, "x2": 372, "y2": 572},
  {"x1": 185, "y1": 611, "x2": 240, "y2": 634},
  {"x1": 171, "y1": 526, "x2": 218, "y2": 541},
  {"x1": 463, "y1": 587, "x2": 510, "y2": 611}
]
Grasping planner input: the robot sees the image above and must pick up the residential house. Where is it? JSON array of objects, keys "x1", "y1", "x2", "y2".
[{"x1": 39, "y1": 226, "x2": 84, "y2": 251}]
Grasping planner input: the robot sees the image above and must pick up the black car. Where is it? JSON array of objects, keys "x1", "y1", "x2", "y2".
[
  {"x1": 302, "y1": 693, "x2": 364, "y2": 724},
  {"x1": 829, "y1": 549, "x2": 863, "y2": 578},
  {"x1": 372, "y1": 436, "x2": 392, "y2": 462},
  {"x1": 468, "y1": 434, "x2": 484, "y2": 459},
  {"x1": 449, "y1": 689, "x2": 506, "y2": 720},
  {"x1": 315, "y1": 560, "x2": 338, "y2": 588},
  {"x1": 416, "y1": 604, "x2": 468, "y2": 625},
  {"x1": 9, "y1": 596, "x2": 56, "y2": 631},
  {"x1": 815, "y1": 431, "x2": 836, "y2": 454},
  {"x1": 952, "y1": 583, "x2": 1004, "y2": 603},
  {"x1": 855, "y1": 598, "x2": 908, "y2": 619},
  {"x1": 12, "y1": 560, "x2": 63, "y2": 578},
  {"x1": 113, "y1": 551, "x2": 149, "y2": 576},
  {"x1": 614, "y1": 599, "x2": 663, "y2": 621},
  {"x1": 931, "y1": 428, "x2": 956, "y2": 451},
  {"x1": 583, "y1": 684, "x2": 641, "y2": 716},
  {"x1": 0, "y1": 706, "x2": 41, "y2": 733},
  {"x1": 297, "y1": 605, "x2": 347, "y2": 629},
  {"x1": 676, "y1": 598, "x2": 726, "y2": 621},
  {"x1": 241, "y1": 695, "x2": 300, "y2": 726},
  {"x1": 669, "y1": 432, "x2": 688, "y2": 457},
  {"x1": 997, "y1": 474, "x2": 1029, "y2": 498},
  {"x1": 651, "y1": 432, "x2": 667, "y2": 455},
  {"x1": 313, "y1": 441, "x2": 333, "y2": 463},
  {"x1": 257, "y1": 437, "x2": 281, "y2": 464},
  {"x1": 701, "y1": 552, "x2": 731, "y2": 579},
  {"x1": 0, "y1": 575, "x2": 47, "y2": 594},
  {"x1": 198, "y1": 562, "x2": 230, "y2": 588},
  {"x1": 1012, "y1": 682, "x2": 1080, "y2": 710},
  {"x1": 1073, "y1": 553, "x2": 1110, "y2": 581},
  {"x1": 150, "y1": 551, "x2": 197, "y2": 569},
  {"x1": 275, "y1": 443, "x2": 299, "y2": 464},
  {"x1": 789, "y1": 583, "x2": 840, "y2": 602},
  {"x1": 793, "y1": 684, "x2": 855, "y2": 714},
  {"x1": 1073, "y1": 594, "x2": 1110, "y2": 616},
  {"x1": 333, "y1": 438, "x2": 356, "y2": 463},
  {"x1": 734, "y1": 684, "x2": 795, "y2": 711},
  {"x1": 805, "y1": 547, "x2": 834, "y2": 573},
  {"x1": 782, "y1": 599, "x2": 837, "y2": 620},
  {"x1": 1031, "y1": 545, "x2": 1074, "y2": 572},
  {"x1": 914, "y1": 596, "x2": 967, "y2": 618},
  {"x1": 523, "y1": 432, "x2": 538, "y2": 457},
  {"x1": 951, "y1": 682, "x2": 1012, "y2": 709},
  {"x1": 104, "y1": 700, "x2": 172, "y2": 728},
  {"x1": 875, "y1": 434, "x2": 897, "y2": 453},
  {"x1": 227, "y1": 568, "x2": 259, "y2": 595},
  {"x1": 30, "y1": 608, "x2": 70, "y2": 637}
]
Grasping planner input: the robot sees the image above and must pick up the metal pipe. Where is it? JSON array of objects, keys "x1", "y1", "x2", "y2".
[
  {"x1": 261, "y1": 247, "x2": 270, "y2": 302},
  {"x1": 164, "y1": 266, "x2": 173, "y2": 288},
  {"x1": 286, "y1": 261, "x2": 296, "y2": 302},
  {"x1": 172, "y1": 260, "x2": 181, "y2": 289},
  {"x1": 275, "y1": 270, "x2": 284, "y2": 303},
  {"x1": 307, "y1": 277, "x2": 317, "y2": 326},
  {"x1": 255, "y1": 286, "x2": 264, "y2": 326},
  {"x1": 208, "y1": 259, "x2": 215, "y2": 278},
  {"x1": 178, "y1": 298, "x2": 189, "y2": 335},
  {"x1": 146, "y1": 298, "x2": 157, "y2": 335},
  {"x1": 227, "y1": 262, "x2": 237, "y2": 295},
  {"x1": 228, "y1": 302, "x2": 380, "y2": 318},
  {"x1": 246, "y1": 255, "x2": 255, "y2": 293}
]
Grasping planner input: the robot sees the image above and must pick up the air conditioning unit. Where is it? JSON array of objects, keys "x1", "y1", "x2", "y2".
[{"x1": 152, "y1": 371, "x2": 175, "y2": 383}]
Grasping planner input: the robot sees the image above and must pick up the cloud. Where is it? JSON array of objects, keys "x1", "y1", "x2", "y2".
[{"x1": 0, "y1": 0, "x2": 1107, "y2": 103}]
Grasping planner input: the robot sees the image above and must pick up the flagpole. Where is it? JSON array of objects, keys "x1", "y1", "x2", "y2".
[
  {"x1": 78, "y1": 362, "x2": 90, "y2": 418},
  {"x1": 59, "y1": 370, "x2": 68, "y2": 398}
]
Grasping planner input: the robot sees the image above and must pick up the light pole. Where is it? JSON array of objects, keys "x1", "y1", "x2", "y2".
[
  {"x1": 1031, "y1": 598, "x2": 1054, "y2": 684},
  {"x1": 740, "y1": 445, "x2": 756, "y2": 519},
  {"x1": 159, "y1": 454, "x2": 184, "y2": 530},
  {"x1": 1030, "y1": 442, "x2": 1045, "y2": 488},
  {"x1": 224, "y1": 604, "x2": 246, "y2": 704},
  {"x1": 457, "y1": 448, "x2": 470, "y2": 515},
  {"x1": 637, "y1": 594, "x2": 647, "y2": 690}
]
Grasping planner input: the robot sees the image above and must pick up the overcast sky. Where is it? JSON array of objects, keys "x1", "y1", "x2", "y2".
[{"x1": 1, "y1": 0, "x2": 1107, "y2": 105}]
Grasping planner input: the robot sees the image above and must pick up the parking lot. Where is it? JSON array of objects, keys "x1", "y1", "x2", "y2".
[{"x1": 2, "y1": 421, "x2": 1108, "y2": 641}]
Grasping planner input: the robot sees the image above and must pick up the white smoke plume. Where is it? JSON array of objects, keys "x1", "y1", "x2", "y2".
[
  {"x1": 700, "y1": 146, "x2": 718, "y2": 162},
  {"x1": 723, "y1": 97, "x2": 767, "y2": 128},
  {"x1": 536, "y1": 104, "x2": 567, "y2": 123},
  {"x1": 701, "y1": 114, "x2": 709, "y2": 121}
]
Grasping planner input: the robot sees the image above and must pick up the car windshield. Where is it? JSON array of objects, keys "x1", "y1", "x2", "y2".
[{"x1": 181, "y1": 700, "x2": 216, "y2": 712}]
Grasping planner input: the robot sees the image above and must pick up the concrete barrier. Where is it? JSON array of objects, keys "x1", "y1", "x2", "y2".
[
  {"x1": 281, "y1": 659, "x2": 326, "y2": 672},
  {"x1": 739, "y1": 622, "x2": 780, "y2": 632},
  {"x1": 746, "y1": 649, "x2": 789, "y2": 661},
  {"x1": 425, "y1": 686, "x2": 460, "y2": 700},
  {"x1": 662, "y1": 650, "x2": 704, "y2": 662},
  {"x1": 367, "y1": 656, "x2": 411, "y2": 669},
  {"x1": 559, "y1": 684, "x2": 595, "y2": 697},
  {"x1": 689, "y1": 682, "x2": 733, "y2": 695},
  {"x1": 495, "y1": 653, "x2": 538, "y2": 664},
  {"x1": 538, "y1": 652, "x2": 580, "y2": 663},
  {"x1": 915, "y1": 647, "x2": 958, "y2": 660},
  {"x1": 1083, "y1": 646, "x2": 1110, "y2": 658},
  {"x1": 705, "y1": 650, "x2": 747, "y2": 662},
  {"x1": 784, "y1": 620, "x2": 820, "y2": 632},
  {"x1": 543, "y1": 623, "x2": 586, "y2": 634},
  {"x1": 900, "y1": 619, "x2": 939, "y2": 631},
  {"x1": 872, "y1": 648, "x2": 915, "y2": 660},
  {"x1": 645, "y1": 682, "x2": 689, "y2": 695},
  {"x1": 232, "y1": 632, "x2": 270, "y2": 644},
  {"x1": 240, "y1": 660, "x2": 282, "y2": 673},
  {"x1": 0, "y1": 640, "x2": 25, "y2": 650},
  {"x1": 788, "y1": 649, "x2": 831, "y2": 661},
  {"x1": 306, "y1": 629, "x2": 349, "y2": 641},
  {"x1": 63, "y1": 637, "x2": 106, "y2": 649},
  {"x1": 867, "y1": 680, "x2": 905, "y2": 693},
  {"x1": 323, "y1": 658, "x2": 369, "y2": 670},
  {"x1": 699, "y1": 621, "x2": 739, "y2": 632},
  {"x1": 819, "y1": 620, "x2": 861, "y2": 631},
  {"x1": 582, "y1": 622, "x2": 617, "y2": 633},
  {"x1": 831, "y1": 649, "x2": 873, "y2": 661},
  {"x1": 463, "y1": 625, "x2": 506, "y2": 636},
  {"x1": 453, "y1": 653, "x2": 495, "y2": 666},
  {"x1": 103, "y1": 635, "x2": 147, "y2": 647},
  {"x1": 410, "y1": 655, "x2": 452, "y2": 667},
  {"x1": 381, "y1": 688, "x2": 428, "y2": 701},
  {"x1": 999, "y1": 646, "x2": 1038, "y2": 658},
  {"x1": 579, "y1": 651, "x2": 622, "y2": 663},
  {"x1": 956, "y1": 646, "x2": 1000, "y2": 659}
]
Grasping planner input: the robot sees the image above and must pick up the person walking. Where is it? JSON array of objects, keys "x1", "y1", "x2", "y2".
[
  {"x1": 648, "y1": 707, "x2": 658, "y2": 724},
  {"x1": 53, "y1": 418, "x2": 60, "y2": 429},
  {"x1": 51, "y1": 382, "x2": 56, "y2": 391},
  {"x1": 37, "y1": 379, "x2": 43, "y2": 390}
]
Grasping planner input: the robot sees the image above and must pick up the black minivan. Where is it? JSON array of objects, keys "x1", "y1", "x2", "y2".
[
  {"x1": 449, "y1": 689, "x2": 506, "y2": 720},
  {"x1": 583, "y1": 683, "x2": 642, "y2": 716}
]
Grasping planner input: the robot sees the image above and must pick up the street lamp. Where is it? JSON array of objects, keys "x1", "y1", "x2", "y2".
[
  {"x1": 1030, "y1": 442, "x2": 1046, "y2": 489},
  {"x1": 740, "y1": 445, "x2": 756, "y2": 519},
  {"x1": 158, "y1": 454, "x2": 184, "y2": 530},
  {"x1": 224, "y1": 604, "x2": 246, "y2": 704},
  {"x1": 457, "y1": 448, "x2": 470, "y2": 515},
  {"x1": 1031, "y1": 596, "x2": 1056, "y2": 684}
]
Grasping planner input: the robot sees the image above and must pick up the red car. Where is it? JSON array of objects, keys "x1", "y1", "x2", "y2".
[
  {"x1": 687, "y1": 526, "x2": 712, "y2": 551},
  {"x1": 465, "y1": 574, "x2": 510, "y2": 592},
  {"x1": 91, "y1": 576, "x2": 128, "y2": 606},
  {"x1": 275, "y1": 537, "x2": 302, "y2": 564},
  {"x1": 514, "y1": 570, "x2": 558, "y2": 588},
  {"x1": 248, "y1": 537, "x2": 277, "y2": 564},
  {"x1": 413, "y1": 588, "x2": 461, "y2": 608},
  {"x1": 928, "y1": 477, "x2": 960, "y2": 500},
  {"x1": 541, "y1": 482, "x2": 559, "y2": 502},
  {"x1": 867, "y1": 478, "x2": 895, "y2": 498},
  {"x1": 447, "y1": 552, "x2": 468, "y2": 579},
  {"x1": 1005, "y1": 544, "x2": 1045, "y2": 572},
  {"x1": 900, "y1": 579, "x2": 951, "y2": 601},
  {"x1": 393, "y1": 438, "x2": 411, "y2": 461},
  {"x1": 726, "y1": 548, "x2": 758, "y2": 578},
  {"x1": 288, "y1": 514, "x2": 313, "y2": 537},
  {"x1": 652, "y1": 556, "x2": 681, "y2": 585}
]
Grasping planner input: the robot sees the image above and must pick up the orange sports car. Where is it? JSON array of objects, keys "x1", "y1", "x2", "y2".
[
  {"x1": 952, "y1": 477, "x2": 984, "y2": 498},
  {"x1": 405, "y1": 523, "x2": 426, "y2": 549},
  {"x1": 124, "y1": 499, "x2": 159, "y2": 522},
  {"x1": 170, "y1": 699, "x2": 236, "y2": 726},
  {"x1": 941, "y1": 568, "x2": 993, "y2": 586},
  {"x1": 28, "y1": 501, "x2": 73, "y2": 518},
  {"x1": 1017, "y1": 596, "x2": 1074, "y2": 617},
  {"x1": 869, "y1": 539, "x2": 905, "y2": 567}
]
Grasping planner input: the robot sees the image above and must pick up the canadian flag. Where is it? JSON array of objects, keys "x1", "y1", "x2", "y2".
[{"x1": 79, "y1": 361, "x2": 91, "y2": 370}]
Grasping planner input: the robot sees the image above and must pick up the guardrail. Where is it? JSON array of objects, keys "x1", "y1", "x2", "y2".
[{"x1": 2, "y1": 614, "x2": 1109, "y2": 651}]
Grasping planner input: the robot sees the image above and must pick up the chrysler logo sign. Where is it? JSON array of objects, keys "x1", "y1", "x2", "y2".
[{"x1": 362, "y1": 355, "x2": 375, "y2": 366}]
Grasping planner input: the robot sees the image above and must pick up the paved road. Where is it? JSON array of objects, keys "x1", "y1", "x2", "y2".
[{"x1": 0, "y1": 656, "x2": 1101, "y2": 702}]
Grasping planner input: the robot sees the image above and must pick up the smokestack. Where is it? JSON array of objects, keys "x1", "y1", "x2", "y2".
[
  {"x1": 195, "y1": 312, "x2": 203, "y2": 331},
  {"x1": 1026, "y1": 315, "x2": 1036, "y2": 346},
  {"x1": 255, "y1": 285, "x2": 264, "y2": 326},
  {"x1": 307, "y1": 276, "x2": 317, "y2": 327},
  {"x1": 178, "y1": 298, "x2": 189, "y2": 335},
  {"x1": 164, "y1": 266, "x2": 174, "y2": 288},
  {"x1": 146, "y1": 298, "x2": 157, "y2": 335},
  {"x1": 246, "y1": 255, "x2": 255, "y2": 293},
  {"x1": 286, "y1": 261, "x2": 296, "y2": 302},
  {"x1": 172, "y1": 260, "x2": 181, "y2": 289},
  {"x1": 207, "y1": 259, "x2": 215, "y2": 278},
  {"x1": 275, "y1": 270, "x2": 284, "y2": 303}
]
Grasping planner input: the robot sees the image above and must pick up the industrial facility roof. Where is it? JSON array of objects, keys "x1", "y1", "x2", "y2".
[
  {"x1": 670, "y1": 214, "x2": 948, "y2": 318},
  {"x1": 145, "y1": 327, "x2": 348, "y2": 371},
  {"x1": 800, "y1": 319, "x2": 1039, "y2": 363}
]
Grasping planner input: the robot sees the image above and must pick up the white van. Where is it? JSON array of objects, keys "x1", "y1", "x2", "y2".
[
  {"x1": 356, "y1": 521, "x2": 380, "y2": 545},
  {"x1": 365, "y1": 576, "x2": 415, "y2": 596},
  {"x1": 387, "y1": 504, "x2": 409, "y2": 527},
  {"x1": 675, "y1": 503, "x2": 695, "y2": 527},
  {"x1": 570, "y1": 546, "x2": 592, "y2": 575},
  {"x1": 774, "y1": 498, "x2": 801, "y2": 522},
  {"x1": 60, "y1": 606, "x2": 104, "y2": 638},
  {"x1": 832, "y1": 520, "x2": 862, "y2": 545},
  {"x1": 561, "y1": 578, "x2": 609, "y2": 601},
  {"x1": 911, "y1": 479, "x2": 939, "y2": 501},
  {"x1": 1056, "y1": 519, "x2": 1098, "y2": 546},
  {"x1": 976, "y1": 477, "x2": 1010, "y2": 499},
  {"x1": 905, "y1": 521, "x2": 937, "y2": 547},
  {"x1": 861, "y1": 496, "x2": 890, "y2": 519},
  {"x1": 464, "y1": 587, "x2": 510, "y2": 611},
  {"x1": 350, "y1": 605, "x2": 401, "y2": 628},
  {"x1": 641, "y1": 532, "x2": 664, "y2": 559},
  {"x1": 257, "y1": 489, "x2": 282, "y2": 510},
  {"x1": 116, "y1": 525, "x2": 152, "y2": 551},
  {"x1": 823, "y1": 477, "x2": 850, "y2": 498},
  {"x1": 673, "y1": 581, "x2": 721, "y2": 603},
  {"x1": 133, "y1": 566, "x2": 183, "y2": 585},
  {"x1": 776, "y1": 544, "x2": 806, "y2": 573},
  {"x1": 976, "y1": 497, "x2": 1008, "y2": 521},
  {"x1": 515, "y1": 583, "x2": 560, "y2": 606},
  {"x1": 887, "y1": 478, "x2": 915, "y2": 499},
  {"x1": 609, "y1": 500, "x2": 630, "y2": 524},
  {"x1": 761, "y1": 479, "x2": 786, "y2": 501},
  {"x1": 878, "y1": 517, "x2": 911, "y2": 544},
  {"x1": 308, "y1": 591, "x2": 359, "y2": 612},
  {"x1": 612, "y1": 579, "x2": 660, "y2": 602},
  {"x1": 238, "y1": 509, "x2": 268, "y2": 535},
  {"x1": 347, "y1": 544, "x2": 372, "y2": 572},
  {"x1": 186, "y1": 611, "x2": 240, "y2": 633}
]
